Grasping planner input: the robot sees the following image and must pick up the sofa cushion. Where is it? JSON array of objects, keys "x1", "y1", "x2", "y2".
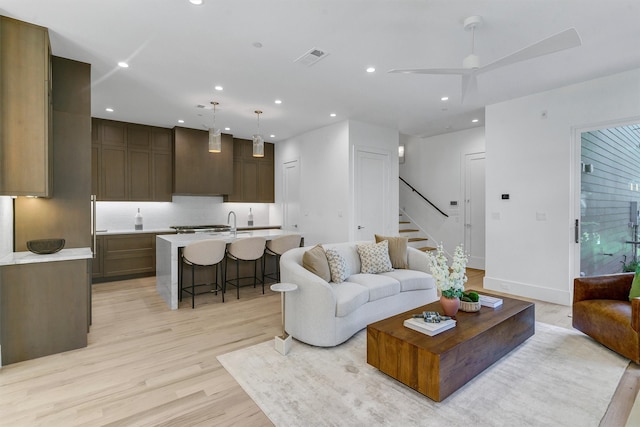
[
  {"x1": 349, "y1": 273, "x2": 401, "y2": 302},
  {"x1": 333, "y1": 281, "x2": 370, "y2": 317},
  {"x1": 302, "y1": 244, "x2": 331, "y2": 282},
  {"x1": 380, "y1": 269, "x2": 435, "y2": 292},
  {"x1": 375, "y1": 234, "x2": 408, "y2": 269},
  {"x1": 325, "y1": 248, "x2": 351, "y2": 283},
  {"x1": 357, "y1": 240, "x2": 393, "y2": 274},
  {"x1": 631, "y1": 267, "x2": 640, "y2": 301}
]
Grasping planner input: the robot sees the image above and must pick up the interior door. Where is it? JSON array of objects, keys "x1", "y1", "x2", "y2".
[
  {"x1": 464, "y1": 152, "x2": 486, "y2": 269},
  {"x1": 282, "y1": 159, "x2": 300, "y2": 232},
  {"x1": 355, "y1": 148, "x2": 390, "y2": 241}
]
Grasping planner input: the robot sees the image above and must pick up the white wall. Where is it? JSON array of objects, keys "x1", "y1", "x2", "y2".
[
  {"x1": 275, "y1": 120, "x2": 399, "y2": 246},
  {"x1": 96, "y1": 196, "x2": 273, "y2": 232},
  {"x1": 0, "y1": 196, "x2": 13, "y2": 257},
  {"x1": 399, "y1": 127, "x2": 485, "y2": 257},
  {"x1": 485, "y1": 67, "x2": 640, "y2": 305},
  {"x1": 276, "y1": 121, "x2": 350, "y2": 246}
]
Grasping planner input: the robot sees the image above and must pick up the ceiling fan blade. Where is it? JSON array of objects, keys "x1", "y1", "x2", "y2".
[
  {"x1": 461, "y1": 74, "x2": 478, "y2": 104},
  {"x1": 479, "y1": 28, "x2": 581, "y2": 74},
  {"x1": 388, "y1": 68, "x2": 472, "y2": 75}
]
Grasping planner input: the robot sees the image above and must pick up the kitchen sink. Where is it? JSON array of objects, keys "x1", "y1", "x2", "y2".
[{"x1": 171, "y1": 224, "x2": 231, "y2": 233}]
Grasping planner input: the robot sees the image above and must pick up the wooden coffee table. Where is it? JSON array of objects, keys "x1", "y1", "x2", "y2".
[{"x1": 367, "y1": 294, "x2": 534, "y2": 402}]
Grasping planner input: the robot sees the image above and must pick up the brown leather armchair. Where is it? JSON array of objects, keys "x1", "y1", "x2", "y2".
[{"x1": 573, "y1": 273, "x2": 639, "y2": 364}]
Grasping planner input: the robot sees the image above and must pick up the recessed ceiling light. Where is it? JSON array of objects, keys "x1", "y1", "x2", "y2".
[
  {"x1": 178, "y1": 119, "x2": 184, "y2": 124},
  {"x1": 105, "y1": 108, "x2": 114, "y2": 112},
  {"x1": 330, "y1": 113, "x2": 337, "y2": 117},
  {"x1": 214, "y1": 85, "x2": 223, "y2": 91},
  {"x1": 270, "y1": 134, "x2": 275, "y2": 138},
  {"x1": 224, "y1": 127, "x2": 230, "y2": 131},
  {"x1": 441, "y1": 96, "x2": 449, "y2": 101},
  {"x1": 189, "y1": 0, "x2": 203, "y2": 5},
  {"x1": 366, "y1": 67, "x2": 375, "y2": 73},
  {"x1": 472, "y1": 118, "x2": 479, "y2": 123},
  {"x1": 274, "y1": 99, "x2": 282, "y2": 104},
  {"x1": 118, "y1": 61, "x2": 129, "y2": 68}
]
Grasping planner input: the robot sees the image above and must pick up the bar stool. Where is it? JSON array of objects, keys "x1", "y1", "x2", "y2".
[
  {"x1": 179, "y1": 239, "x2": 226, "y2": 309},
  {"x1": 264, "y1": 234, "x2": 302, "y2": 283},
  {"x1": 225, "y1": 236, "x2": 267, "y2": 299}
]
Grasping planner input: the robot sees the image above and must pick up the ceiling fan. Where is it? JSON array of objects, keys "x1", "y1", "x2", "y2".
[{"x1": 389, "y1": 16, "x2": 582, "y2": 103}]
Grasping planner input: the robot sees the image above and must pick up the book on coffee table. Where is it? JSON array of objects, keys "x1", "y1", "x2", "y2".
[
  {"x1": 479, "y1": 295, "x2": 503, "y2": 308},
  {"x1": 403, "y1": 317, "x2": 456, "y2": 336}
]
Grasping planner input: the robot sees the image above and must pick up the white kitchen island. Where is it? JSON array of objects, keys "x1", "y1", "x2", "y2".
[{"x1": 156, "y1": 230, "x2": 298, "y2": 309}]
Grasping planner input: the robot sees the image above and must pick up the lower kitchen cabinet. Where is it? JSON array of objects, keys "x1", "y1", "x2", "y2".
[
  {"x1": 92, "y1": 234, "x2": 104, "y2": 279},
  {"x1": 1, "y1": 259, "x2": 90, "y2": 365},
  {"x1": 93, "y1": 232, "x2": 174, "y2": 282}
]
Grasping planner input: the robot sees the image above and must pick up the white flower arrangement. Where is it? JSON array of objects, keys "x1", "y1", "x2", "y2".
[{"x1": 426, "y1": 243, "x2": 468, "y2": 299}]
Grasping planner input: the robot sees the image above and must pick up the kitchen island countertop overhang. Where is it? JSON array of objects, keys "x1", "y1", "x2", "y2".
[{"x1": 156, "y1": 230, "x2": 299, "y2": 309}]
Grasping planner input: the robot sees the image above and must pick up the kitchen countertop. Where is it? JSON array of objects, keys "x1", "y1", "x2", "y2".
[
  {"x1": 0, "y1": 247, "x2": 93, "y2": 266},
  {"x1": 96, "y1": 228, "x2": 175, "y2": 236},
  {"x1": 96, "y1": 225, "x2": 280, "y2": 236},
  {"x1": 156, "y1": 229, "x2": 291, "y2": 245}
]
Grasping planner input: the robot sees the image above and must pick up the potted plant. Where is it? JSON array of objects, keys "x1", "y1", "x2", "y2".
[{"x1": 426, "y1": 243, "x2": 468, "y2": 316}]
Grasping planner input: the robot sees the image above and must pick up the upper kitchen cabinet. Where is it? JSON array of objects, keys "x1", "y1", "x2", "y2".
[
  {"x1": 173, "y1": 127, "x2": 234, "y2": 196},
  {"x1": 225, "y1": 138, "x2": 274, "y2": 203},
  {"x1": 0, "y1": 16, "x2": 52, "y2": 197},
  {"x1": 92, "y1": 118, "x2": 172, "y2": 201}
]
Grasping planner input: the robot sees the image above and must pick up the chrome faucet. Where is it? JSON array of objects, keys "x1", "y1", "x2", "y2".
[{"x1": 227, "y1": 211, "x2": 237, "y2": 236}]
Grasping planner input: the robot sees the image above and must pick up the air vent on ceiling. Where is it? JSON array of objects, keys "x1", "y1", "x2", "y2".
[
  {"x1": 294, "y1": 48, "x2": 329, "y2": 67},
  {"x1": 196, "y1": 104, "x2": 213, "y2": 110}
]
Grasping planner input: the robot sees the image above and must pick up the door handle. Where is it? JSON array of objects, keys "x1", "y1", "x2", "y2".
[{"x1": 575, "y1": 219, "x2": 579, "y2": 243}]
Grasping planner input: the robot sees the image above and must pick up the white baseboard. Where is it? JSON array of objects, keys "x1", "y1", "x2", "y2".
[{"x1": 483, "y1": 276, "x2": 571, "y2": 306}]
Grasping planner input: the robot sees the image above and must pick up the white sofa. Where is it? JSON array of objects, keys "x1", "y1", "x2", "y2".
[{"x1": 280, "y1": 242, "x2": 438, "y2": 347}]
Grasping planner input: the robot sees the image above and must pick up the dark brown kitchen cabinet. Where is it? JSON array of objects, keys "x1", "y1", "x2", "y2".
[
  {"x1": 225, "y1": 138, "x2": 274, "y2": 202},
  {"x1": 129, "y1": 149, "x2": 152, "y2": 200},
  {"x1": 102, "y1": 233, "x2": 155, "y2": 278},
  {"x1": 152, "y1": 150, "x2": 173, "y2": 201},
  {"x1": 0, "y1": 16, "x2": 52, "y2": 197},
  {"x1": 14, "y1": 56, "x2": 92, "y2": 251},
  {"x1": 173, "y1": 127, "x2": 234, "y2": 195},
  {"x1": 101, "y1": 145, "x2": 128, "y2": 200},
  {"x1": 92, "y1": 118, "x2": 172, "y2": 201},
  {"x1": 1, "y1": 259, "x2": 90, "y2": 365},
  {"x1": 92, "y1": 232, "x2": 174, "y2": 281},
  {"x1": 92, "y1": 235, "x2": 103, "y2": 278}
]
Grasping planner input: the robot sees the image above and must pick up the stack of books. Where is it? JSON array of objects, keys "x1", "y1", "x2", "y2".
[
  {"x1": 479, "y1": 295, "x2": 503, "y2": 308},
  {"x1": 404, "y1": 317, "x2": 456, "y2": 336}
]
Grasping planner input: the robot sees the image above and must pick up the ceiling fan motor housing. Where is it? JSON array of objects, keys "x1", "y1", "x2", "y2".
[{"x1": 463, "y1": 15, "x2": 483, "y2": 30}]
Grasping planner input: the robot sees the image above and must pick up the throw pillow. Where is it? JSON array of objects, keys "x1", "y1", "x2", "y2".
[
  {"x1": 375, "y1": 234, "x2": 408, "y2": 269},
  {"x1": 302, "y1": 244, "x2": 331, "y2": 282},
  {"x1": 357, "y1": 240, "x2": 393, "y2": 274},
  {"x1": 631, "y1": 266, "x2": 640, "y2": 301},
  {"x1": 325, "y1": 248, "x2": 351, "y2": 283}
]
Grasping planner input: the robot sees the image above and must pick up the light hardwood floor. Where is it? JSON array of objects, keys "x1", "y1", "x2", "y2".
[{"x1": 0, "y1": 270, "x2": 636, "y2": 426}]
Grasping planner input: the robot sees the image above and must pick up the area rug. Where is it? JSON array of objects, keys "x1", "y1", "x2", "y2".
[{"x1": 217, "y1": 322, "x2": 629, "y2": 427}]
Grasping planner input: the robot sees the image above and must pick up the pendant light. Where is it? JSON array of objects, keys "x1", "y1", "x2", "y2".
[
  {"x1": 252, "y1": 110, "x2": 264, "y2": 158},
  {"x1": 208, "y1": 101, "x2": 222, "y2": 153}
]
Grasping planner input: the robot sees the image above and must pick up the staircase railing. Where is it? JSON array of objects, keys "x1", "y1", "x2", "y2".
[{"x1": 399, "y1": 177, "x2": 449, "y2": 218}]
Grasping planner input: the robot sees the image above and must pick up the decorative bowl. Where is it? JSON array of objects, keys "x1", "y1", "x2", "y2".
[
  {"x1": 27, "y1": 238, "x2": 65, "y2": 254},
  {"x1": 459, "y1": 300, "x2": 481, "y2": 312}
]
